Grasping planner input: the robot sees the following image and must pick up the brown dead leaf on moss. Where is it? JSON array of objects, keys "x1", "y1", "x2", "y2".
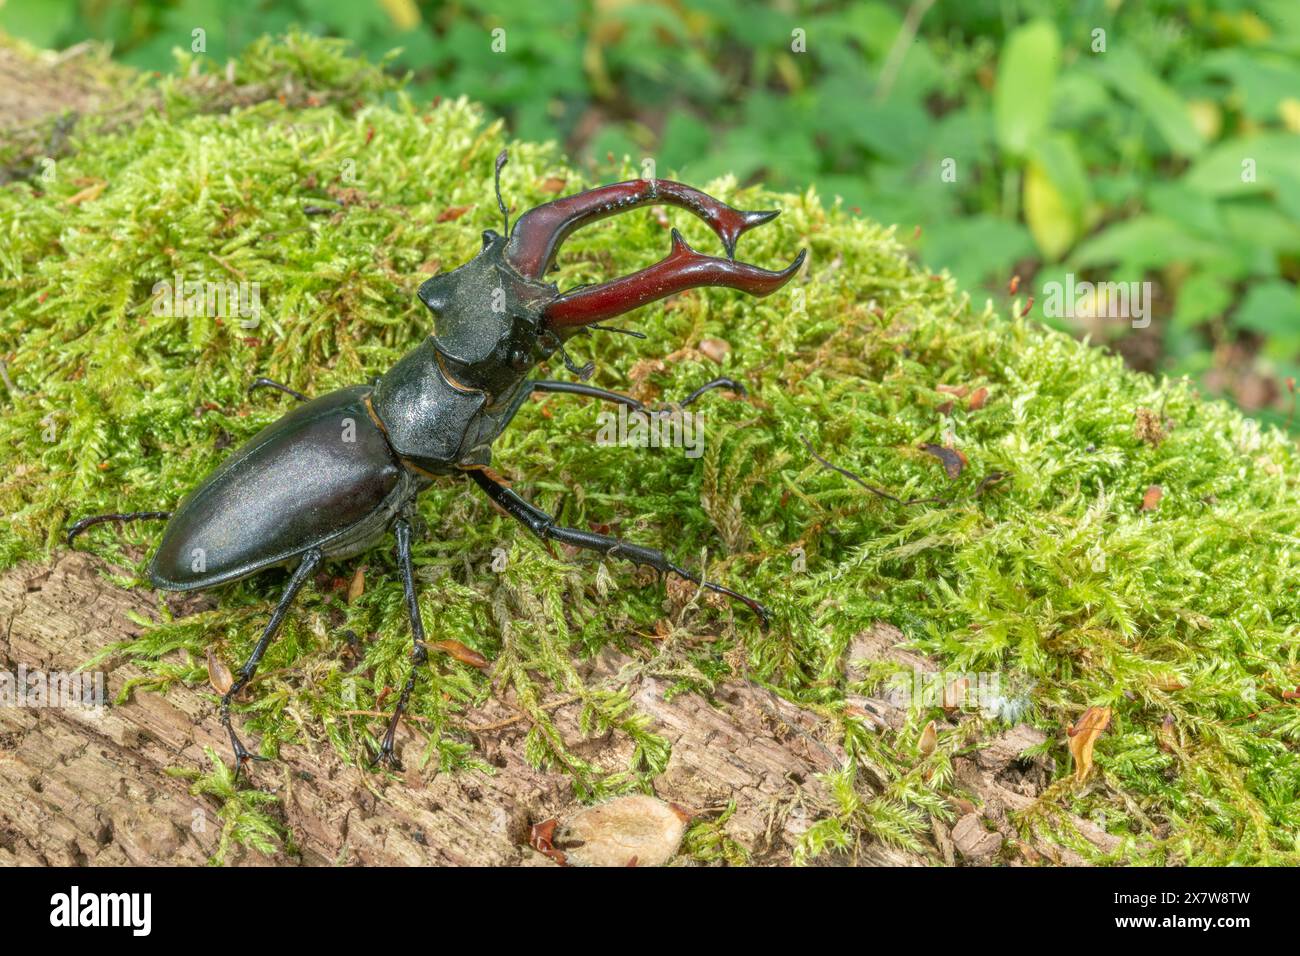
[
  {"x1": 1067, "y1": 706, "x2": 1111, "y2": 783},
  {"x1": 551, "y1": 794, "x2": 688, "y2": 867},
  {"x1": 698, "y1": 338, "x2": 730, "y2": 363},
  {"x1": 206, "y1": 649, "x2": 234, "y2": 695},
  {"x1": 921, "y1": 443, "x2": 967, "y2": 479},
  {"x1": 64, "y1": 180, "x2": 107, "y2": 205},
  {"x1": 346, "y1": 565, "x2": 365, "y2": 603},
  {"x1": 918, "y1": 719, "x2": 937, "y2": 756},
  {"x1": 437, "y1": 204, "x2": 474, "y2": 222},
  {"x1": 430, "y1": 639, "x2": 489, "y2": 669}
]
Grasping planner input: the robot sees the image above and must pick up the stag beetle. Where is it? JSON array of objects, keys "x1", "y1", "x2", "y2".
[{"x1": 68, "y1": 151, "x2": 804, "y2": 774}]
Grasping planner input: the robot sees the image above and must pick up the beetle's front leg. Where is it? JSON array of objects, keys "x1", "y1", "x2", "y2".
[
  {"x1": 503, "y1": 376, "x2": 746, "y2": 428},
  {"x1": 467, "y1": 469, "x2": 769, "y2": 628},
  {"x1": 372, "y1": 516, "x2": 428, "y2": 771}
]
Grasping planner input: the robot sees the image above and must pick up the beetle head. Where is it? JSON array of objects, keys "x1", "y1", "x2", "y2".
[{"x1": 419, "y1": 229, "x2": 557, "y2": 396}]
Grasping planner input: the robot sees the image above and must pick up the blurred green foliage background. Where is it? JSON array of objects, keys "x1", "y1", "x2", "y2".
[{"x1": 3, "y1": 0, "x2": 1300, "y2": 426}]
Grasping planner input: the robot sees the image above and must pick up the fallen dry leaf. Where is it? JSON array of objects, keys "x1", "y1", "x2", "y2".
[
  {"x1": 942, "y1": 676, "x2": 970, "y2": 712},
  {"x1": 529, "y1": 818, "x2": 567, "y2": 865},
  {"x1": 540, "y1": 176, "x2": 567, "y2": 194},
  {"x1": 936, "y1": 384, "x2": 969, "y2": 398},
  {"x1": 918, "y1": 719, "x2": 937, "y2": 756},
  {"x1": 206, "y1": 650, "x2": 234, "y2": 695},
  {"x1": 1157, "y1": 714, "x2": 1177, "y2": 753},
  {"x1": 1067, "y1": 706, "x2": 1112, "y2": 783},
  {"x1": 552, "y1": 794, "x2": 688, "y2": 867},
  {"x1": 968, "y1": 387, "x2": 989, "y2": 411},
  {"x1": 921, "y1": 443, "x2": 967, "y2": 479},
  {"x1": 950, "y1": 796, "x2": 977, "y2": 816},
  {"x1": 430, "y1": 639, "x2": 489, "y2": 669},
  {"x1": 698, "y1": 338, "x2": 730, "y2": 363},
  {"x1": 1141, "y1": 485, "x2": 1163, "y2": 511},
  {"x1": 437, "y1": 204, "x2": 474, "y2": 222},
  {"x1": 64, "y1": 180, "x2": 107, "y2": 205},
  {"x1": 347, "y1": 565, "x2": 365, "y2": 603}
]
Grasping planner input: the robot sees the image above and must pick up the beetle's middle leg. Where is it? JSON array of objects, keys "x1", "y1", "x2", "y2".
[
  {"x1": 220, "y1": 547, "x2": 322, "y2": 778},
  {"x1": 522, "y1": 376, "x2": 745, "y2": 417},
  {"x1": 372, "y1": 516, "x2": 428, "y2": 771},
  {"x1": 467, "y1": 469, "x2": 769, "y2": 627}
]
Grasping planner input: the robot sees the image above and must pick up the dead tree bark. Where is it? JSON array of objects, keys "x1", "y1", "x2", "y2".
[
  {"x1": 0, "y1": 553, "x2": 923, "y2": 865},
  {"x1": 0, "y1": 553, "x2": 1123, "y2": 866}
]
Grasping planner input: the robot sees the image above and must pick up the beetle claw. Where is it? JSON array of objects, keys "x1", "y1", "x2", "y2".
[
  {"x1": 369, "y1": 738, "x2": 403, "y2": 772},
  {"x1": 227, "y1": 728, "x2": 269, "y2": 782}
]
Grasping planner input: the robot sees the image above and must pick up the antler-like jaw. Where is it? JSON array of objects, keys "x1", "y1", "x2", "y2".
[
  {"x1": 544, "y1": 229, "x2": 805, "y2": 329},
  {"x1": 500, "y1": 176, "x2": 805, "y2": 332}
]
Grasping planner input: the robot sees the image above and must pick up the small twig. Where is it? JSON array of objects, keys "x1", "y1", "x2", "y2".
[
  {"x1": 801, "y1": 435, "x2": 1009, "y2": 507},
  {"x1": 0, "y1": 360, "x2": 20, "y2": 398},
  {"x1": 874, "y1": 0, "x2": 937, "y2": 102},
  {"x1": 461, "y1": 694, "x2": 583, "y2": 733},
  {"x1": 338, "y1": 692, "x2": 585, "y2": 736},
  {"x1": 209, "y1": 252, "x2": 246, "y2": 281},
  {"x1": 800, "y1": 434, "x2": 948, "y2": 506}
]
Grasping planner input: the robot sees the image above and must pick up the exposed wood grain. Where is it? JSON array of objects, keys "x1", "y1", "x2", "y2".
[
  {"x1": 0, "y1": 553, "x2": 920, "y2": 866},
  {"x1": 0, "y1": 555, "x2": 1121, "y2": 866}
]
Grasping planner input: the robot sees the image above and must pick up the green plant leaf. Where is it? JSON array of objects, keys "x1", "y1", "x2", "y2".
[
  {"x1": 1095, "y1": 49, "x2": 1203, "y2": 157},
  {"x1": 1232, "y1": 280, "x2": 1300, "y2": 335},
  {"x1": 994, "y1": 19, "x2": 1061, "y2": 158},
  {"x1": 1185, "y1": 132, "x2": 1300, "y2": 196},
  {"x1": 1173, "y1": 273, "x2": 1234, "y2": 329}
]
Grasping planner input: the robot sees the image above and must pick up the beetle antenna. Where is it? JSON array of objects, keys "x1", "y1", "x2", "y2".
[
  {"x1": 587, "y1": 323, "x2": 648, "y2": 340},
  {"x1": 494, "y1": 148, "x2": 510, "y2": 236}
]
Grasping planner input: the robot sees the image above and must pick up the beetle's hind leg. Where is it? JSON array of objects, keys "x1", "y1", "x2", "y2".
[
  {"x1": 220, "y1": 548, "x2": 322, "y2": 780},
  {"x1": 372, "y1": 517, "x2": 428, "y2": 771},
  {"x1": 66, "y1": 511, "x2": 172, "y2": 548},
  {"x1": 467, "y1": 470, "x2": 770, "y2": 628}
]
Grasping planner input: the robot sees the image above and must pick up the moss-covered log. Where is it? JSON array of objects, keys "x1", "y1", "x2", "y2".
[{"x1": 2, "y1": 34, "x2": 1298, "y2": 866}]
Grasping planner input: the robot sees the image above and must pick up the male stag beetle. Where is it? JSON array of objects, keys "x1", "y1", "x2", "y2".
[{"x1": 68, "y1": 151, "x2": 804, "y2": 774}]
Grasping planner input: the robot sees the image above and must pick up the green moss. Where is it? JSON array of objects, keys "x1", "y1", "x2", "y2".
[{"x1": 3, "y1": 34, "x2": 1298, "y2": 865}]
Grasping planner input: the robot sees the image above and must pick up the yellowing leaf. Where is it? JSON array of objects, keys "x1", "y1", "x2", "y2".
[
  {"x1": 1025, "y1": 162, "x2": 1077, "y2": 260},
  {"x1": 378, "y1": 0, "x2": 421, "y2": 30},
  {"x1": 64, "y1": 180, "x2": 107, "y2": 206},
  {"x1": 1189, "y1": 99, "x2": 1224, "y2": 141},
  {"x1": 1281, "y1": 98, "x2": 1300, "y2": 135},
  {"x1": 1067, "y1": 706, "x2": 1111, "y2": 783},
  {"x1": 347, "y1": 565, "x2": 365, "y2": 603}
]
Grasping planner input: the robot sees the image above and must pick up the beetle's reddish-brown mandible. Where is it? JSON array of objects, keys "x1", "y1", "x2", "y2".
[{"x1": 502, "y1": 175, "x2": 806, "y2": 329}]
